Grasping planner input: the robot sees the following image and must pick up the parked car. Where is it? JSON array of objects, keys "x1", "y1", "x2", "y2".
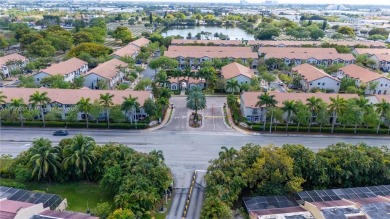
[
  {"x1": 278, "y1": 82, "x2": 284, "y2": 86},
  {"x1": 53, "y1": 130, "x2": 68, "y2": 136},
  {"x1": 288, "y1": 84, "x2": 299, "y2": 89}
]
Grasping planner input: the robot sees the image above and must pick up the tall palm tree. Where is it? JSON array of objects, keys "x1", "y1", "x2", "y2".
[
  {"x1": 10, "y1": 98, "x2": 27, "y2": 126},
  {"x1": 255, "y1": 92, "x2": 278, "y2": 132},
  {"x1": 29, "y1": 138, "x2": 61, "y2": 181},
  {"x1": 99, "y1": 93, "x2": 114, "y2": 128},
  {"x1": 329, "y1": 95, "x2": 347, "y2": 133},
  {"x1": 306, "y1": 97, "x2": 322, "y2": 132},
  {"x1": 282, "y1": 100, "x2": 296, "y2": 132},
  {"x1": 226, "y1": 94, "x2": 238, "y2": 110},
  {"x1": 354, "y1": 96, "x2": 372, "y2": 114},
  {"x1": 186, "y1": 87, "x2": 206, "y2": 122},
  {"x1": 29, "y1": 91, "x2": 51, "y2": 127},
  {"x1": 0, "y1": 91, "x2": 6, "y2": 126},
  {"x1": 376, "y1": 99, "x2": 390, "y2": 134},
  {"x1": 121, "y1": 95, "x2": 140, "y2": 125},
  {"x1": 62, "y1": 134, "x2": 97, "y2": 180},
  {"x1": 77, "y1": 97, "x2": 92, "y2": 128},
  {"x1": 225, "y1": 79, "x2": 240, "y2": 94}
]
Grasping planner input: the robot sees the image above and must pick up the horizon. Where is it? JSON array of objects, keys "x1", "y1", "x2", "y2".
[{"x1": 126, "y1": 0, "x2": 390, "y2": 5}]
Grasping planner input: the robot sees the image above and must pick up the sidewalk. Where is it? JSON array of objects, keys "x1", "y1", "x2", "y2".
[
  {"x1": 225, "y1": 107, "x2": 253, "y2": 135},
  {"x1": 147, "y1": 107, "x2": 174, "y2": 131}
]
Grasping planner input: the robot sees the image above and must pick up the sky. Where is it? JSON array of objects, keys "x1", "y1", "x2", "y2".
[{"x1": 134, "y1": 0, "x2": 390, "y2": 5}]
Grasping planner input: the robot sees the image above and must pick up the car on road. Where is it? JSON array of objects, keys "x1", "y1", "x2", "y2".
[
  {"x1": 53, "y1": 130, "x2": 68, "y2": 136},
  {"x1": 278, "y1": 82, "x2": 284, "y2": 86}
]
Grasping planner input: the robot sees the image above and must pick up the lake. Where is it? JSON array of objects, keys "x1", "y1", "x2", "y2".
[{"x1": 161, "y1": 26, "x2": 255, "y2": 40}]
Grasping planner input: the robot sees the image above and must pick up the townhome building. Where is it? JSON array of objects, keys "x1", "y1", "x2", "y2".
[
  {"x1": 240, "y1": 92, "x2": 358, "y2": 123},
  {"x1": 170, "y1": 39, "x2": 386, "y2": 51},
  {"x1": 83, "y1": 59, "x2": 128, "y2": 90},
  {"x1": 164, "y1": 46, "x2": 258, "y2": 69},
  {"x1": 168, "y1": 77, "x2": 205, "y2": 90},
  {"x1": 261, "y1": 47, "x2": 356, "y2": 67},
  {"x1": 291, "y1": 63, "x2": 340, "y2": 93},
  {"x1": 0, "y1": 53, "x2": 29, "y2": 78},
  {"x1": 368, "y1": 54, "x2": 390, "y2": 71},
  {"x1": 338, "y1": 64, "x2": 390, "y2": 95},
  {"x1": 221, "y1": 62, "x2": 255, "y2": 91},
  {"x1": 351, "y1": 48, "x2": 390, "y2": 57},
  {"x1": 0, "y1": 88, "x2": 151, "y2": 122},
  {"x1": 32, "y1": 58, "x2": 88, "y2": 84},
  {"x1": 111, "y1": 37, "x2": 151, "y2": 59}
]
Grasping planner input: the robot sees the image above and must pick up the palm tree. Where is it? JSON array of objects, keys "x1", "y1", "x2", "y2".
[
  {"x1": 225, "y1": 79, "x2": 240, "y2": 94},
  {"x1": 226, "y1": 94, "x2": 238, "y2": 110},
  {"x1": 354, "y1": 96, "x2": 372, "y2": 114},
  {"x1": 29, "y1": 91, "x2": 51, "y2": 127},
  {"x1": 255, "y1": 92, "x2": 278, "y2": 132},
  {"x1": 29, "y1": 138, "x2": 61, "y2": 181},
  {"x1": 376, "y1": 99, "x2": 390, "y2": 134},
  {"x1": 186, "y1": 87, "x2": 206, "y2": 121},
  {"x1": 0, "y1": 91, "x2": 6, "y2": 126},
  {"x1": 121, "y1": 95, "x2": 140, "y2": 125},
  {"x1": 10, "y1": 98, "x2": 27, "y2": 126},
  {"x1": 62, "y1": 134, "x2": 97, "y2": 180},
  {"x1": 77, "y1": 97, "x2": 92, "y2": 128},
  {"x1": 282, "y1": 100, "x2": 296, "y2": 132},
  {"x1": 306, "y1": 97, "x2": 322, "y2": 132},
  {"x1": 329, "y1": 95, "x2": 347, "y2": 133},
  {"x1": 99, "y1": 93, "x2": 114, "y2": 128}
]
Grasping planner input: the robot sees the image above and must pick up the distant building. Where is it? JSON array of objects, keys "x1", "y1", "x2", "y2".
[
  {"x1": 164, "y1": 46, "x2": 258, "y2": 69},
  {"x1": 168, "y1": 77, "x2": 205, "y2": 91},
  {"x1": 32, "y1": 58, "x2": 88, "y2": 84},
  {"x1": 220, "y1": 62, "x2": 255, "y2": 92},
  {"x1": 291, "y1": 63, "x2": 340, "y2": 93},
  {"x1": 326, "y1": 4, "x2": 347, "y2": 10},
  {"x1": 338, "y1": 64, "x2": 390, "y2": 95},
  {"x1": 0, "y1": 53, "x2": 28, "y2": 78},
  {"x1": 84, "y1": 59, "x2": 128, "y2": 90}
]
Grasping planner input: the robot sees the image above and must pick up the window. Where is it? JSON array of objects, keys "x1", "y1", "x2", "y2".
[
  {"x1": 384, "y1": 90, "x2": 387, "y2": 94},
  {"x1": 37, "y1": 78, "x2": 40, "y2": 81},
  {"x1": 337, "y1": 83, "x2": 340, "y2": 86},
  {"x1": 310, "y1": 83, "x2": 312, "y2": 85},
  {"x1": 322, "y1": 82, "x2": 325, "y2": 86},
  {"x1": 318, "y1": 82, "x2": 321, "y2": 85},
  {"x1": 381, "y1": 84, "x2": 383, "y2": 87}
]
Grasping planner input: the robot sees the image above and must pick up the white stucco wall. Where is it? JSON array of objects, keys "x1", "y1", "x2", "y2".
[{"x1": 305, "y1": 77, "x2": 341, "y2": 93}]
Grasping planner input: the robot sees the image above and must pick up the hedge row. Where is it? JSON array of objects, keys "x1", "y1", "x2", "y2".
[
  {"x1": 1, "y1": 121, "x2": 148, "y2": 129},
  {"x1": 251, "y1": 124, "x2": 390, "y2": 134}
]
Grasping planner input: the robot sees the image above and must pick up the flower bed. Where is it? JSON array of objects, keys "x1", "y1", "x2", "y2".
[{"x1": 189, "y1": 113, "x2": 203, "y2": 128}]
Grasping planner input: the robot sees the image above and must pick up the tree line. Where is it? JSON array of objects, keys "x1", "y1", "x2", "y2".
[
  {"x1": 228, "y1": 93, "x2": 390, "y2": 134},
  {"x1": 201, "y1": 143, "x2": 390, "y2": 218},
  {"x1": 0, "y1": 90, "x2": 171, "y2": 128},
  {"x1": 0, "y1": 134, "x2": 171, "y2": 219}
]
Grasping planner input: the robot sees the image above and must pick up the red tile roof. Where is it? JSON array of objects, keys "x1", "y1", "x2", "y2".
[
  {"x1": 0, "y1": 53, "x2": 27, "y2": 66},
  {"x1": 260, "y1": 47, "x2": 338, "y2": 54},
  {"x1": 354, "y1": 48, "x2": 390, "y2": 55},
  {"x1": 292, "y1": 63, "x2": 339, "y2": 82},
  {"x1": 40, "y1": 58, "x2": 87, "y2": 76},
  {"x1": 165, "y1": 46, "x2": 258, "y2": 59},
  {"x1": 372, "y1": 54, "x2": 390, "y2": 61},
  {"x1": 0, "y1": 88, "x2": 151, "y2": 106},
  {"x1": 86, "y1": 59, "x2": 128, "y2": 79},
  {"x1": 168, "y1": 77, "x2": 205, "y2": 84},
  {"x1": 339, "y1": 64, "x2": 387, "y2": 83},
  {"x1": 0, "y1": 200, "x2": 35, "y2": 213},
  {"x1": 130, "y1": 37, "x2": 150, "y2": 48},
  {"x1": 113, "y1": 44, "x2": 140, "y2": 58},
  {"x1": 221, "y1": 62, "x2": 255, "y2": 80},
  {"x1": 266, "y1": 52, "x2": 355, "y2": 61},
  {"x1": 241, "y1": 92, "x2": 358, "y2": 108},
  {"x1": 171, "y1": 39, "x2": 244, "y2": 46}
]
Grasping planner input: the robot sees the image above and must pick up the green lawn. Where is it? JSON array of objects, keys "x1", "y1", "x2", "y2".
[{"x1": 1, "y1": 179, "x2": 112, "y2": 212}]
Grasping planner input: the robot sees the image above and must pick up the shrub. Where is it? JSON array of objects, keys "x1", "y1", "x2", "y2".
[
  {"x1": 0, "y1": 180, "x2": 26, "y2": 189},
  {"x1": 15, "y1": 166, "x2": 31, "y2": 182}
]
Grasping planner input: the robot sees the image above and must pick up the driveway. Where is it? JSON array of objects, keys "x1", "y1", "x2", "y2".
[{"x1": 163, "y1": 96, "x2": 232, "y2": 132}]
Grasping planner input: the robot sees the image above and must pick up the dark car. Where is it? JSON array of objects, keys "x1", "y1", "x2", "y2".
[
  {"x1": 53, "y1": 130, "x2": 68, "y2": 136},
  {"x1": 288, "y1": 84, "x2": 299, "y2": 89}
]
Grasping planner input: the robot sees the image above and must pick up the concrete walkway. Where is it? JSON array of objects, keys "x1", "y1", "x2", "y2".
[{"x1": 147, "y1": 107, "x2": 174, "y2": 131}]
